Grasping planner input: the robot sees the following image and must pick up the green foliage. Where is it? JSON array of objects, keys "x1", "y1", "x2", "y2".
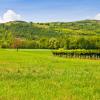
[
  {"x1": 48, "y1": 37, "x2": 60, "y2": 49},
  {"x1": 52, "y1": 49, "x2": 100, "y2": 59},
  {"x1": 0, "y1": 20, "x2": 100, "y2": 49}
]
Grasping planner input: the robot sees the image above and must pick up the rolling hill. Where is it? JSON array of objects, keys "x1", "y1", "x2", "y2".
[{"x1": 0, "y1": 20, "x2": 100, "y2": 49}]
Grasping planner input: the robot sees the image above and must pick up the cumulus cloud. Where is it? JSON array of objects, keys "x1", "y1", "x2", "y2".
[
  {"x1": 0, "y1": 10, "x2": 22, "y2": 23},
  {"x1": 94, "y1": 13, "x2": 100, "y2": 20}
]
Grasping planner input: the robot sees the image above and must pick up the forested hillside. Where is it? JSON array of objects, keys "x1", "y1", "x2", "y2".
[{"x1": 0, "y1": 20, "x2": 100, "y2": 49}]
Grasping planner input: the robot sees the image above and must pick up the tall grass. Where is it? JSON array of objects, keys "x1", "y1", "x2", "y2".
[{"x1": 0, "y1": 49, "x2": 99, "y2": 100}]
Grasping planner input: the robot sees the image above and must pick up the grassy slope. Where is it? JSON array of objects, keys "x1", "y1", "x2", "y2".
[
  {"x1": 0, "y1": 49, "x2": 99, "y2": 100},
  {"x1": 1, "y1": 20, "x2": 100, "y2": 39}
]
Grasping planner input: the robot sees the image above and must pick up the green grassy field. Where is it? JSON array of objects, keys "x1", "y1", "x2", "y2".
[{"x1": 0, "y1": 49, "x2": 100, "y2": 100}]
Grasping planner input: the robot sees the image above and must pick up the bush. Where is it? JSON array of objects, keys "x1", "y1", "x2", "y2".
[{"x1": 1, "y1": 42, "x2": 9, "y2": 48}]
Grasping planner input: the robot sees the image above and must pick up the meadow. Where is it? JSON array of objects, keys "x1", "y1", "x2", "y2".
[{"x1": 0, "y1": 49, "x2": 99, "y2": 100}]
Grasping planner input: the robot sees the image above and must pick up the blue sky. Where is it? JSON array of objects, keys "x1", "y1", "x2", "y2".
[{"x1": 0, "y1": 0, "x2": 100, "y2": 22}]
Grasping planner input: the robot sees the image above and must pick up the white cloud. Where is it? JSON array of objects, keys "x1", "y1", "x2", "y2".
[
  {"x1": 94, "y1": 13, "x2": 100, "y2": 20},
  {"x1": 0, "y1": 10, "x2": 22, "y2": 23}
]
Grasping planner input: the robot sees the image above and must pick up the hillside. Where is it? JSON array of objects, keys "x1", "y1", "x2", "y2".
[
  {"x1": 0, "y1": 20, "x2": 100, "y2": 49},
  {"x1": 0, "y1": 20, "x2": 100, "y2": 38}
]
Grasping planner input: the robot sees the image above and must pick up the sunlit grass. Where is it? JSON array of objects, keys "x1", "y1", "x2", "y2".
[{"x1": 0, "y1": 49, "x2": 100, "y2": 100}]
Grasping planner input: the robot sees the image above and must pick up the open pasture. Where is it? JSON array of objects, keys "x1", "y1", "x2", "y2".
[{"x1": 0, "y1": 49, "x2": 100, "y2": 100}]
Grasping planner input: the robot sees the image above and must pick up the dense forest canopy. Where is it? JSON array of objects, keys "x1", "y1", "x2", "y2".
[{"x1": 0, "y1": 20, "x2": 100, "y2": 49}]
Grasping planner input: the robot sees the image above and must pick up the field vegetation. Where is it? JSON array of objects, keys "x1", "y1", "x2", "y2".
[
  {"x1": 0, "y1": 49, "x2": 100, "y2": 100},
  {"x1": 52, "y1": 49, "x2": 100, "y2": 59},
  {"x1": 0, "y1": 20, "x2": 100, "y2": 100}
]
